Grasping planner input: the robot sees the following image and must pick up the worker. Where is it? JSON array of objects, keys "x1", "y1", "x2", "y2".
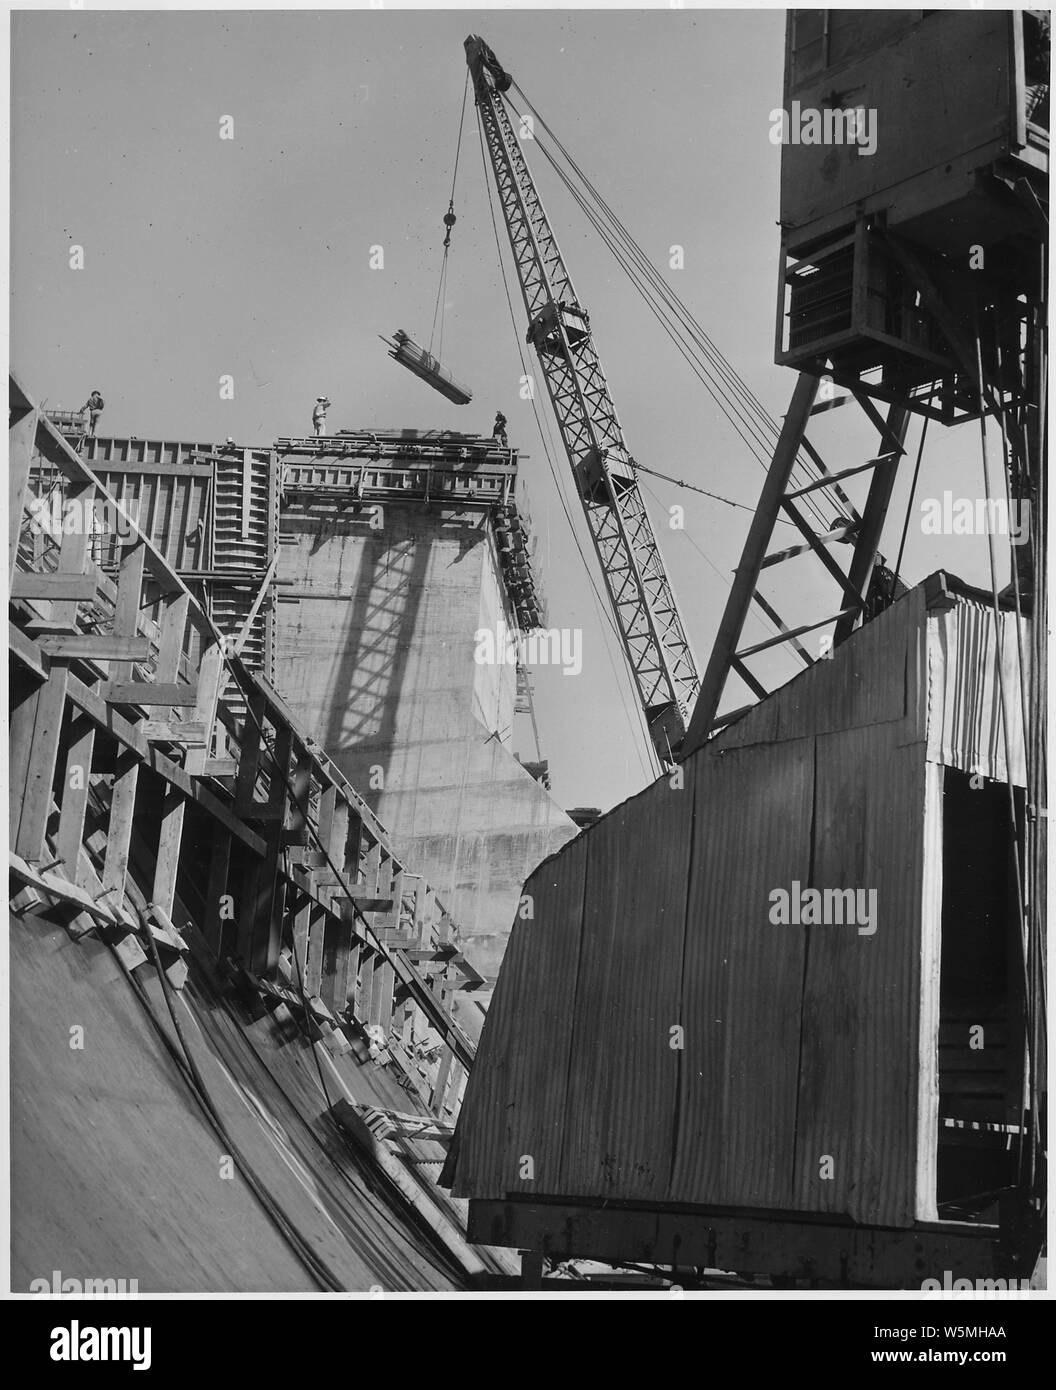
[
  {"x1": 81, "y1": 389, "x2": 105, "y2": 437},
  {"x1": 493, "y1": 410, "x2": 508, "y2": 447},
  {"x1": 313, "y1": 396, "x2": 331, "y2": 437},
  {"x1": 864, "y1": 552, "x2": 907, "y2": 621}
]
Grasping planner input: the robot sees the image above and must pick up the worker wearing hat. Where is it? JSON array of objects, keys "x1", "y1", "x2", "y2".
[
  {"x1": 82, "y1": 389, "x2": 105, "y2": 437},
  {"x1": 313, "y1": 396, "x2": 331, "y2": 437}
]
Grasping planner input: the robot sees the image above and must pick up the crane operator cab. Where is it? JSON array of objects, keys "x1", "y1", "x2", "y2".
[{"x1": 527, "y1": 300, "x2": 591, "y2": 359}]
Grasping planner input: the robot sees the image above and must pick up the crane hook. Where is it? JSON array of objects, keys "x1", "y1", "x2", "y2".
[{"x1": 443, "y1": 200, "x2": 457, "y2": 249}]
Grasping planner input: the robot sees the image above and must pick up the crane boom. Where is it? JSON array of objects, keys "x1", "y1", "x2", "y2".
[{"x1": 466, "y1": 35, "x2": 699, "y2": 761}]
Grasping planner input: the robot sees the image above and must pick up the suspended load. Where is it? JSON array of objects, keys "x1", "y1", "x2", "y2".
[{"x1": 381, "y1": 329, "x2": 473, "y2": 406}]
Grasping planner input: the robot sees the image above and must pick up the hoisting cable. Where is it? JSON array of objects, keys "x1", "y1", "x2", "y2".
[
  {"x1": 892, "y1": 405, "x2": 931, "y2": 586},
  {"x1": 506, "y1": 82, "x2": 838, "y2": 532},
  {"x1": 481, "y1": 95, "x2": 819, "y2": 694},
  {"x1": 634, "y1": 460, "x2": 794, "y2": 522},
  {"x1": 521, "y1": 105, "x2": 836, "y2": 532},
  {"x1": 429, "y1": 70, "x2": 471, "y2": 359},
  {"x1": 107, "y1": 916, "x2": 345, "y2": 1291},
  {"x1": 974, "y1": 321, "x2": 1033, "y2": 1185},
  {"x1": 989, "y1": 306, "x2": 1044, "y2": 1190},
  {"x1": 992, "y1": 307, "x2": 1035, "y2": 803}
]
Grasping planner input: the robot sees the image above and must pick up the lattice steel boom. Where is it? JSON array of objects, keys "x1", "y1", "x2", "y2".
[{"x1": 466, "y1": 36, "x2": 699, "y2": 761}]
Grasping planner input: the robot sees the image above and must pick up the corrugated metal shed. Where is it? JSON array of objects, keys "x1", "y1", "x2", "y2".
[{"x1": 449, "y1": 576, "x2": 1029, "y2": 1231}]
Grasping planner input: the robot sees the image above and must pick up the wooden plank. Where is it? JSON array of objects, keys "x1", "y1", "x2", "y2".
[
  {"x1": 184, "y1": 637, "x2": 226, "y2": 776},
  {"x1": 267, "y1": 724, "x2": 294, "y2": 817},
  {"x1": 102, "y1": 748, "x2": 140, "y2": 899},
  {"x1": 201, "y1": 827, "x2": 232, "y2": 957},
  {"x1": 413, "y1": 878, "x2": 434, "y2": 944},
  {"x1": 361, "y1": 832, "x2": 382, "y2": 897},
  {"x1": 51, "y1": 482, "x2": 95, "y2": 630},
  {"x1": 10, "y1": 573, "x2": 101, "y2": 601},
  {"x1": 305, "y1": 904, "x2": 328, "y2": 997},
  {"x1": 284, "y1": 746, "x2": 312, "y2": 845},
  {"x1": 15, "y1": 667, "x2": 70, "y2": 863},
  {"x1": 233, "y1": 689, "x2": 267, "y2": 808},
  {"x1": 63, "y1": 672, "x2": 266, "y2": 856},
  {"x1": 321, "y1": 916, "x2": 355, "y2": 1015},
  {"x1": 331, "y1": 798, "x2": 352, "y2": 889},
  {"x1": 155, "y1": 591, "x2": 191, "y2": 683},
  {"x1": 430, "y1": 1044, "x2": 454, "y2": 1113},
  {"x1": 286, "y1": 848, "x2": 330, "y2": 869},
  {"x1": 316, "y1": 784, "x2": 337, "y2": 851},
  {"x1": 369, "y1": 955, "x2": 396, "y2": 1034},
  {"x1": 152, "y1": 785, "x2": 186, "y2": 920},
  {"x1": 238, "y1": 825, "x2": 282, "y2": 974},
  {"x1": 9, "y1": 407, "x2": 38, "y2": 585},
  {"x1": 37, "y1": 635, "x2": 152, "y2": 661},
  {"x1": 10, "y1": 853, "x2": 128, "y2": 929},
  {"x1": 8, "y1": 684, "x2": 41, "y2": 848},
  {"x1": 292, "y1": 886, "x2": 313, "y2": 986},
  {"x1": 340, "y1": 896, "x2": 394, "y2": 916},
  {"x1": 202, "y1": 758, "x2": 238, "y2": 777},
  {"x1": 97, "y1": 461, "x2": 213, "y2": 477},
  {"x1": 109, "y1": 538, "x2": 148, "y2": 688},
  {"x1": 9, "y1": 619, "x2": 50, "y2": 682},
  {"x1": 141, "y1": 720, "x2": 207, "y2": 746},
  {"x1": 101, "y1": 682, "x2": 198, "y2": 706},
  {"x1": 56, "y1": 714, "x2": 96, "y2": 880}
]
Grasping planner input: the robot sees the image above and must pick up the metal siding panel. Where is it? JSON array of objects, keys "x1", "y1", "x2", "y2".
[
  {"x1": 792, "y1": 725, "x2": 926, "y2": 1227},
  {"x1": 450, "y1": 834, "x2": 589, "y2": 1200},
  {"x1": 450, "y1": 584, "x2": 943, "y2": 1232},
  {"x1": 926, "y1": 601, "x2": 1029, "y2": 786},
  {"x1": 556, "y1": 769, "x2": 694, "y2": 1199},
  {"x1": 671, "y1": 737, "x2": 814, "y2": 1209},
  {"x1": 718, "y1": 587, "x2": 925, "y2": 749}
]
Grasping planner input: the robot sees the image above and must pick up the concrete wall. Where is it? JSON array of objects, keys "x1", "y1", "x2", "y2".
[{"x1": 274, "y1": 503, "x2": 579, "y2": 982}]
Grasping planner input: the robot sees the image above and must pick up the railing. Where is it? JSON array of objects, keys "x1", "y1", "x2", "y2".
[{"x1": 10, "y1": 373, "x2": 481, "y2": 1119}]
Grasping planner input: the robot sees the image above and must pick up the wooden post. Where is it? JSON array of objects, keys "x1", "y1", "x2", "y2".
[
  {"x1": 56, "y1": 713, "x2": 96, "y2": 880},
  {"x1": 292, "y1": 883, "x2": 312, "y2": 986},
  {"x1": 8, "y1": 683, "x2": 41, "y2": 850},
  {"x1": 185, "y1": 636, "x2": 225, "y2": 776},
  {"x1": 237, "y1": 825, "x2": 282, "y2": 974},
  {"x1": 102, "y1": 747, "x2": 139, "y2": 900},
  {"x1": 285, "y1": 743, "x2": 312, "y2": 845},
  {"x1": 110, "y1": 541, "x2": 147, "y2": 685},
  {"x1": 16, "y1": 667, "x2": 69, "y2": 863},
  {"x1": 202, "y1": 827, "x2": 232, "y2": 957},
  {"x1": 152, "y1": 784, "x2": 185, "y2": 921},
  {"x1": 305, "y1": 904, "x2": 327, "y2": 997},
  {"x1": 233, "y1": 690, "x2": 267, "y2": 809},
  {"x1": 9, "y1": 407, "x2": 38, "y2": 585},
  {"x1": 430, "y1": 1044, "x2": 454, "y2": 1113}
]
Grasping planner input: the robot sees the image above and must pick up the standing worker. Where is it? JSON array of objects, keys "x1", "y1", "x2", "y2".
[
  {"x1": 313, "y1": 396, "x2": 331, "y2": 437},
  {"x1": 493, "y1": 410, "x2": 508, "y2": 447},
  {"x1": 82, "y1": 389, "x2": 105, "y2": 437}
]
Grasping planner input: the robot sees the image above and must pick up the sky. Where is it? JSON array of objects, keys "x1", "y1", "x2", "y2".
[{"x1": 10, "y1": 5, "x2": 1015, "y2": 812}]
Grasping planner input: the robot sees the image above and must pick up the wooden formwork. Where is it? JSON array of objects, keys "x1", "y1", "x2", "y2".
[{"x1": 10, "y1": 373, "x2": 482, "y2": 1120}]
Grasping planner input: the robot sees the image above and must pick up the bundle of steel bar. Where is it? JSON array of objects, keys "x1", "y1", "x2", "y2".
[{"x1": 381, "y1": 329, "x2": 473, "y2": 405}]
